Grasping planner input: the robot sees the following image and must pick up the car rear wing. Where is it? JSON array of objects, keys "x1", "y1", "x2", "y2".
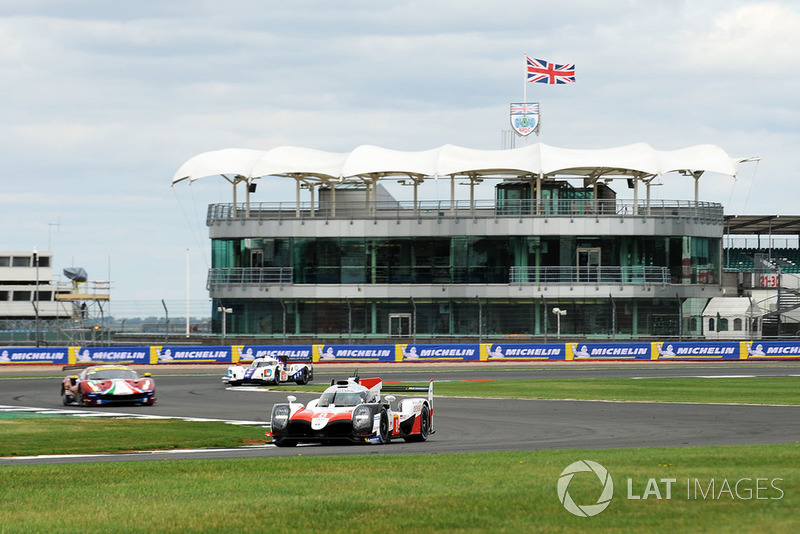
[
  {"x1": 382, "y1": 380, "x2": 434, "y2": 409},
  {"x1": 62, "y1": 363, "x2": 94, "y2": 371}
]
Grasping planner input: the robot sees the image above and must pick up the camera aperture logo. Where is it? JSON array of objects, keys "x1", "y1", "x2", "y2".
[{"x1": 557, "y1": 460, "x2": 614, "y2": 517}]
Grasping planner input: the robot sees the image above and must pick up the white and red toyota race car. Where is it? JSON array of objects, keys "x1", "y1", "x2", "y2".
[
  {"x1": 268, "y1": 375, "x2": 434, "y2": 446},
  {"x1": 223, "y1": 356, "x2": 312, "y2": 386}
]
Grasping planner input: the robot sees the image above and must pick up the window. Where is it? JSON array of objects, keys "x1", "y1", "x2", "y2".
[
  {"x1": 733, "y1": 318, "x2": 743, "y2": 331},
  {"x1": 12, "y1": 256, "x2": 30, "y2": 267}
]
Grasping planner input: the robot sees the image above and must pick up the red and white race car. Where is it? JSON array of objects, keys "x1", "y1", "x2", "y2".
[
  {"x1": 61, "y1": 364, "x2": 156, "y2": 406},
  {"x1": 269, "y1": 375, "x2": 434, "y2": 446}
]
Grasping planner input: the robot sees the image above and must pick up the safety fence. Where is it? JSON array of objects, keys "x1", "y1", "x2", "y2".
[{"x1": 1, "y1": 340, "x2": 799, "y2": 365}]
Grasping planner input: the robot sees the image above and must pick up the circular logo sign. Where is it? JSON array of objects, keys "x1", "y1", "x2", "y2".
[{"x1": 557, "y1": 460, "x2": 614, "y2": 517}]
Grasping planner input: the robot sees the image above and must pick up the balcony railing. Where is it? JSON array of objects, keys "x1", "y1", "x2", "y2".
[
  {"x1": 509, "y1": 266, "x2": 671, "y2": 286},
  {"x1": 206, "y1": 265, "x2": 673, "y2": 289},
  {"x1": 207, "y1": 199, "x2": 724, "y2": 225},
  {"x1": 207, "y1": 267, "x2": 293, "y2": 289}
]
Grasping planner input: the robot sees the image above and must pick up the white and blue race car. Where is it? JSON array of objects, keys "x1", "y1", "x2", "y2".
[
  {"x1": 223, "y1": 356, "x2": 312, "y2": 386},
  {"x1": 269, "y1": 375, "x2": 434, "y2": 446}
]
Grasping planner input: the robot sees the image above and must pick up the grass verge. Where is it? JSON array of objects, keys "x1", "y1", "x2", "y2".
[
  {"x1": 299, "y1": 376, "x2": 800, "y2": 404},
  {"x1": 0, "y1": 418, "x2": 267, "y2": 456},
  {"x1": 424, "y1": 376, "x2": 800, "y2": 405},
  {"x1": 1, "y1": 444, "x2": 798, "y2": 533}
]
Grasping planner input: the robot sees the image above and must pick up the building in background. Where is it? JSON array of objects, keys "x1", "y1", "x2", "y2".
[
  {"x1": 0, "y1": 251, "x2": 110, "y2": 345},
  {"x1": 171, "y1": 143, "x2": 800, "y2": 343}
]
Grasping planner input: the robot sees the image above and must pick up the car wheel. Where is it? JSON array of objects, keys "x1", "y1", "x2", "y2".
[
  {"x1": 379, "y1": 409, "x2": 390, "y2": 444},
  {"x1": 76, "y1": 387, "x2": 88, "y2": 407},
  {"x1": 405, "y1": 405, "x2": 430, "y2": 442},
  {"x1": 61, "y1": 387, "x2": 71, "y2": 406},
  {"x1": 273, "y1": 437, "x2": 298, "y2": 447},
  {"x1": 295, "y1": 369, "x2": 309, "y2": 385}
]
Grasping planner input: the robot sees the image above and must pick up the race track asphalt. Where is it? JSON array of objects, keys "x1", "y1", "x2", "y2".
[{"x1": 1, "y1": 361, "x2": 799, "y2": 465}]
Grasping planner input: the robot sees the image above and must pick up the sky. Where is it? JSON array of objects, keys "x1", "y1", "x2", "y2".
[{"x1": 2, "y1": 1, "x2": 799, "y2": 318}]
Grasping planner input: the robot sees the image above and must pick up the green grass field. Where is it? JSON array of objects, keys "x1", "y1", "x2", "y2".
[
  {"x1": 431, "y1": 376, "x2": 800, "y2": 405},
  {"x1": 1, "y1": 445, "x2": 797, "y2": 533},
  {"x1": 0, "y1": 418, "x2": 268, "y2": 456},
  {"x1": 302, "y1": 376, "x2": 800, "y2": 405},
  {"x1": 1, "y1": 375, "x2": 798, "y2": 532}
]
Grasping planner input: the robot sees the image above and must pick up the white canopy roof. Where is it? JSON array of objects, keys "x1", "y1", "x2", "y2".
[
  {"x1": 172, "y1": 142, "x2": 750, "y2": 185},
  {"x1": 702, "y1": 297, "x2": 756, "y2": 317}
]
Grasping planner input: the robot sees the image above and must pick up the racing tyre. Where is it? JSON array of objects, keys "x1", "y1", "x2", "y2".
[
  {"x1": 405, "y1": 405, "x2": 430, "y2": 443},
  {"x1": 295, "y1": 369, "x2": 309, "y2": 386},
  {"x1": 273, "y1": 437, "x2": 298, "y2": 447},
  {"x1": 76, "y1": 387, "x2": 89, "y2": 407},
  {"x1": 61, "y1": 388, "x2": 71, "y2": 406},
  {"x1": 379, "y1": 409, "x2": 390, "y2": 444}
]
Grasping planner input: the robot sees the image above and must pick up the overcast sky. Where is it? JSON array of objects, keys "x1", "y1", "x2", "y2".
[{"x1": 2, "y1": 1, "x2": 798, "y2": 317}]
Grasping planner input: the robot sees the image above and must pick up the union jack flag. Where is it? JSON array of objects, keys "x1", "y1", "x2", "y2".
[
  {"x1": 526, "y1": 56, "x2": 575, "y2": 84},
  {"x1": 510, "y1": 102, "x2": 539, "y2": 115}
]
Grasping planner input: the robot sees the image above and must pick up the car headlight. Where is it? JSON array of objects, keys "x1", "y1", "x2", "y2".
[
  {"x1": 352, "y1": 405, "x2": 372, "y2": 431},
  {"x1": 271, "y1": 405, "x2": 291, "y2": 430}
]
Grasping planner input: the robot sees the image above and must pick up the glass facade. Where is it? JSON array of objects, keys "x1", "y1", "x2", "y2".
[
  {"x1": 212, "y1": 296, "x2": 691, "y2": 339},
  {"x1": 209, "y1": 234, "x2": 720, "y2": 338},
  {"x1": 212, "y1": 235, "x2": 720, "y2": 286}
]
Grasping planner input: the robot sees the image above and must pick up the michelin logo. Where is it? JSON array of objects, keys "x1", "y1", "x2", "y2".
[
  {"x1": 676, "y1": 346, "x2": 735, "y2": 355},
  {"x1": 0, "y1": 349, "x2": 67, "y2": 362}
]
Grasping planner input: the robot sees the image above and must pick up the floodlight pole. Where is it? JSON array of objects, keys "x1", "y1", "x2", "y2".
[
  {"x1": 33, "y1": 248, "x2": 40, "y2": 347},
  {"x1": 552, "y1": 307, "x2": 567, "y2": 339},
  {"x1": 162, "y1": 299, "x2": 169, "y2": 344},
  {"x1": 186, "y1": 247, "x2": 190, "y2": 338},
  {"x1": 218, "y1": 305, "x2": 233, "y2": 341}
]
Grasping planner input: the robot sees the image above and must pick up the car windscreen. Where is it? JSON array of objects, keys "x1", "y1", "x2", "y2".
[
  {"x1": 85, "y1": 369, "x2": 139, "y2": 380},
  {"x1": 317, "y1": 391, "x2": 366, "y2": 407}
]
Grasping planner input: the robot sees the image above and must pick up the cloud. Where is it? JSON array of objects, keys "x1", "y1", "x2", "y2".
[{"x1": 1, "y1": 0, "x2": 798, "y2": 307}]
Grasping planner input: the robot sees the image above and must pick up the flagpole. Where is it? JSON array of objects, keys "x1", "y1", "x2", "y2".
[
  {"x1": 523, "y1": 53, "x2": 527, "y2": 105},
  {"x1": 523, "y1": 53, "x2": 528, "y2": 147}
]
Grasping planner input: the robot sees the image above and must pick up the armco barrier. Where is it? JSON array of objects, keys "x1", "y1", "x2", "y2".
[{"x1": 1, "y1": 341, "x2": 800, "y2": 366}]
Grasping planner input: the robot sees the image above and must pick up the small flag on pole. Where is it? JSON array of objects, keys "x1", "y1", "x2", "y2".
[{"x1": 526, "y1": 56, "x2": 575, "y2": 84}]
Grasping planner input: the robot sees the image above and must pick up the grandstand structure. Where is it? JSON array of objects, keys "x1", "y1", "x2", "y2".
[
  {"x1": 172, "y1": 143, "x2": 798, "y2": 342},
  {"x1": 722, "y1": 215, "x2": 800, "y2": 338}
]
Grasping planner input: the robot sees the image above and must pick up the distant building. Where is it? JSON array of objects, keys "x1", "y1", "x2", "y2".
[
  {"x1": 0, "y1": 251, "x2": 110, "y2": 324},
  {"x1": 0, "y1": 251, "x2": 70, "y2": 320}
]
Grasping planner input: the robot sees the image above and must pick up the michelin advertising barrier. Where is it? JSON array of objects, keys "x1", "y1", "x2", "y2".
[
  {"x1": 0, "y1": 347, "x2": 69, "y2": 365},
  {"x1": 1, "y1": 341, "x2": 799, "y2": 365}
]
